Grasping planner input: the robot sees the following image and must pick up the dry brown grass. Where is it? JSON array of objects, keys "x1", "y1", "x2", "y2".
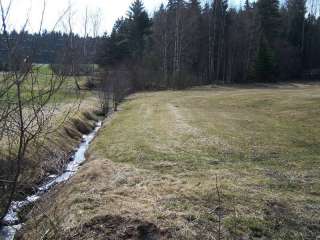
[
  {"x1": 20, "y1": 83, "x2": 320, "y2": 240},
  {"x1": 0, "y1": 95, "x2": 99, "y2": 216}
]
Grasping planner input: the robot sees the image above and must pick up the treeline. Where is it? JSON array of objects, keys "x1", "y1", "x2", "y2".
[
  {"x1": 0, "y1": 30, "x2": 100, "y2": 71},
  {"x1": 98, "y1": 0, "x2": 320, "y2": 90}
]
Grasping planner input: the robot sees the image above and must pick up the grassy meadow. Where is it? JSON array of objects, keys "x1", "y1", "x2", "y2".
[
  {"x1": 1, "y1": 64, "x2": 91, "y2": 103},
  {"x1": 22, "y1": 83, "x2": 320, "y2": 239}
]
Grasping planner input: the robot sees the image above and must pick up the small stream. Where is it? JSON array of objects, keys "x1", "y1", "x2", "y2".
[{"x1": 0, "y1": 121, "x2": 102, "y2": 240}]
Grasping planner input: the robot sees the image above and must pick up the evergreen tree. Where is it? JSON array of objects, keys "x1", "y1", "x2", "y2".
[
  {"x1": 100, "y1": 18, "x2": 130, "y2": 67},
  {"x1": 257, "y1": 0, "x2": 280, "y2": 43},
  {"x1": 255, "y1": 0, "x2": 280, "y2": 81},
  {"x1": 255, "y1": 37, "x2": 275, "y2": 82},
  {"x1": 127, "y1": 0, "x2": 152, "y2": 59}
]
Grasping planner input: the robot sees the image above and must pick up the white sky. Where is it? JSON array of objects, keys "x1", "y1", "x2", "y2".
[
  {"x1": 2, "y1": 0, "x2": 241, "y2": 35},
  {"x1": 1, "y1": 0, "x2": 166, "y2": 35}
]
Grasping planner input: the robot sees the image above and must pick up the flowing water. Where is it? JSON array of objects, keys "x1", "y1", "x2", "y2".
[{"x1": 0, "y1": 121, "x2": 102, "y2": 240}]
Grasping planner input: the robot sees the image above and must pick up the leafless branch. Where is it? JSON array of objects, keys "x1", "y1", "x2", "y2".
[
  {"x1": 39, "y1": 0, "x2": 47, "y2": 33},
  {"x1": 0, "y1": 0, "x2": 80, "y2": 225}
]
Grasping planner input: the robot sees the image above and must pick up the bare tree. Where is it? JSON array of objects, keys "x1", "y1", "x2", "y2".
[
  {"x1": 0, "y1": 0, "x2": 74, "y2": 224},
  {"x1": 89, "y1": 8, "x2": 102, "y2": 75},
  {"x1": 98, "y1": 71, "x2": 112, "y2": 116},
  {"x1": 79, "y1": 7, "x2": 102, "y2": 89},
  {"x1": 90, "y1": 8, "x2": 102, "y2": 39},
  {"x1": 152, "y1": 5, "x2": 169, "y2": 87},
  {"x1": 56, "y1": 1, "x2": 83, "y2": 90},
  {"x1": 83, "y1": 6, "x2": 89, "y2": 59}
]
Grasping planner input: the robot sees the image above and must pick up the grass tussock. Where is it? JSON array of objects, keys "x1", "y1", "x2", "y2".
[{"x1": 19, "y1": 83, "x2": 320, "y2": 239}]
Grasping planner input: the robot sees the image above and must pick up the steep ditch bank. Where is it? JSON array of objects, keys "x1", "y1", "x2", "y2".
[{"x1": 0, "y1": 111, "x2": 103, "y2": 240}]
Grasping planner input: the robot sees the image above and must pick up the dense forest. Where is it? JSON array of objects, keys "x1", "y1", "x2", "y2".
[
  {"x1": 98, "y1": 0, "x2": 320, "y2": 90},
  {"x1": 0, "y1": 0, "x2": 319, "y2": 89},
  {"x1": 0, "y1": 31, "x2": 99, "y2": 70}
]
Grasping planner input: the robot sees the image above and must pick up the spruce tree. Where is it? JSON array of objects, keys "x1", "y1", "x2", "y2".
[
  {"x1": 127, "y1": 0, "x2": 152, "y2": 59},
  {"x1": 257, "y1": 0, "x2": 280, "y2": 43},
  {"x1": 255, "y1": 0, "x2": 280, "y2": 81},
  {"x1": 255, "y1": 37, "x2": 275, "y2": 82}
]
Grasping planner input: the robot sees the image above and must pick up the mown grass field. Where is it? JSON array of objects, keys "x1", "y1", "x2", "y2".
[{"x1": 22, "y1": 83, "x2": 320, "y2": 240}]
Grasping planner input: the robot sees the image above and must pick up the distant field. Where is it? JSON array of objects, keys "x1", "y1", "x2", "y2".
[
  {"x1": 1, "y1": 64, "x2": 91, "y2": 103},
  {"x1": 23, "y1": 83, "x2": 320, "y2": 239}
]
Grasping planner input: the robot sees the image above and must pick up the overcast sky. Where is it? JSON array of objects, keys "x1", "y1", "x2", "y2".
[{"x1": 3, "y1": 0, "x2": 240, "y2": 35}]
